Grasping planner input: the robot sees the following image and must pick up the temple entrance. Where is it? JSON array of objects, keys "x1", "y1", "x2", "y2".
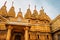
[
  {"x1": 6, "y1": 22, "x2": 30, "y2": 40},
  {"x1": 11, "y1": 31, "x2": 24, "y2": 40},
  {"x1": 15, "y1": 34, "x2": 21, "y2": 40}
]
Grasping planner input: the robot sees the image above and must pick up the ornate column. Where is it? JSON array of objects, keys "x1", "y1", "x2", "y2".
[
  {"x1": 24, "y1": 27, "x2": 29, "y2": 40},
  {"x1": 6, "y1": 25, "x2": 13, "y2": 40}
]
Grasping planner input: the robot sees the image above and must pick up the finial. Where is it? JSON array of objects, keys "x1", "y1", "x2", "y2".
[
  {"x1": 41, "y1": 6, "x2": 44, "y2": 10},
  {"x1": 19, "y1": 8, "x2": 21, "y2": 12},
  {"x1": 28, "y1": 4, "x2": 30, "y2": 9},
  {"x1": 4, "y1": 1, "x2": 7, "y2": 6},
  {"x1": 35, "y1": 5, "x2": 36, "y2": 10},
  {"x1": 12, "y1": 1, "x2": 14, "y2": 6}
]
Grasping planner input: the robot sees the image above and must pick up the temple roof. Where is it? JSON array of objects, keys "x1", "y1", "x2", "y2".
[
  {"x1": 51, "y1": 14, "x2": 60, "y2": 32},
  {"x1": 38, "y1": 7, "x2": 51, "y2": 22},
  {"x1": 31, "y1": 5, "x2": 38, "y2": 19},
  {"x1": 17, "y1": 8, "x2": 23, "y2": 19},
  {"x1": 51, "y1": 14, "x2": 60, "y2": 24},
  {"x1": 24, "y1": 5, "x2": 32, "y2": 19},
  {"x1": 8, "y1": 2, "x2": 15, "y2": 17},
  {"x1": 0, "y1": 1, "x2": 7, "y2": 17},
  {"x1": 0, "y1": 1, "x2": 52, "y2": 23}
]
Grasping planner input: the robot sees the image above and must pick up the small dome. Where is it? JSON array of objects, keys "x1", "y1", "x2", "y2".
[
  {"x1": 0, "y1": 1, "x2": 7, "y2": 17},
  {"x1": 17, "y1": 8, "x2": 23, "y2": 19},
  {"x1": 8, "y1": 1, "x2": 15, "y2": 18},
  {"x1": 31, "y1": 10, "x2": 38, "y2": 19},
  {"x1": 24, "y1": 5, "x2": 32, "y2": 19},
  {"x1": 38, "y1": 7, "x2": 51, "y2": 22},
  {"x1": 31, "y1": 5, "x2": 38, "y2": 20},
  {"x1": 8, "y1": 6, "x2": 15, "y2": 17}
]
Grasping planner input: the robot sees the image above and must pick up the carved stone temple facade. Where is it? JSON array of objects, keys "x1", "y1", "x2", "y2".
[{"x1": 0, "y1": 1, "x2": 60, "y2": 40}]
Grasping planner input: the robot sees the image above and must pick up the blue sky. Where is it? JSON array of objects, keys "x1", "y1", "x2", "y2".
[{"x1": 0, "y1": 0, "x2": 60, "y2": 19}]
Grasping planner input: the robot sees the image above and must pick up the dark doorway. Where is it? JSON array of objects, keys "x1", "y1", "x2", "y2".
[
  {"x1": 15, "y1": 35, "x2": 21, "y2": 40},
  {"x1": 58, "y1": 34, "x2": 60, "y2": 40}
]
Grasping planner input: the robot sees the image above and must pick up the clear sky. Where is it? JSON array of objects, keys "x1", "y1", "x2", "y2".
[{"x1": 0, "y1": 0, "x2": 60, "y2": 19}]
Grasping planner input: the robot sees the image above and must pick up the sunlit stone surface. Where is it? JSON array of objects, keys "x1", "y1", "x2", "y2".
[{"x1": 0, "y1": 1, "x2": 60, "y2": 40}]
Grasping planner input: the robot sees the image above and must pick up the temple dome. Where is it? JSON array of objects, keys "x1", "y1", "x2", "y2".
[
  {"x1": 24, "y1": 5, "x2": 32, "y2": 19},
  {"x1": 16, "y1": 8, "x2": 23, "y2": 22},
  {"x1": 0, "y1": 1, "x2": 7, "y2": 17},
  {"x1": 17, "y1": 8, "x2": 23, "y2": 19},
  {"x1": 8, "y1": 6, "x2": 15, "y2": 18},
  {"x1": 38, "y1": 7, "x2": 51, "y2": 22},
  {"x1": 8, "y1": 2, "x2": 15, "y2": 18},
  {"x1": 31, "y1": 5, "x2": 38, "y2": 20}
]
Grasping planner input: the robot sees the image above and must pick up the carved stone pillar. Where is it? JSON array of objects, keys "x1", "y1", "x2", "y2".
[
  {"x1": 6, "y1": 25, "x2": 13, "y2": 40},
  {"x1": 24, "y1": 27, "x2": 29, "y2": 40}
]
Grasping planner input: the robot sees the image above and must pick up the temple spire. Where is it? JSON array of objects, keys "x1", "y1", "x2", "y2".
[
  {"x1": 4, "y1": 1, "x2": 7, "y2": 6},
  {"x1": 39, "y1": 6, "x2": 44, "y2": 15},
  {"x1": 24, "y1": 5, "x2": 32, "y2": 19},
  {"x1": 0, "y1": 1, "x2": 7, "y2": 17},
  {"x1": 28, "y1": 4, "x2": 30, "y2": 9},
  {"x1": 12, "y1": 1, "x2": 14, "y2": 7},
  {"x1": 35, "y1": 5, "x2": 36, "y2": 10},
  {"x1": 17, "y1": 8, "x2": 23, "y2": 18},
  {"x1": 19, "y1": 8, "x2": 21, "y2": 12},
  {"x1": 8, "y1": 1, "x2": 15, "y2": 18},
  {"x1": 41, "y1": 6, "x2": 44, "y2": 11},
  {"x1": 38, "y1": 6, "x2": 51, "y2": 22},
  {"x1": 41, "y1": 6, "x2": 43, "y2": 9},
  {"x1": 31, "y1": 5, "x2": 38, "y2": 19}
]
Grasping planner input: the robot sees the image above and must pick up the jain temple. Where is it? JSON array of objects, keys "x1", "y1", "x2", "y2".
[{"x1": 0, "y1": 1, "x2": 60, "y2": 40}]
